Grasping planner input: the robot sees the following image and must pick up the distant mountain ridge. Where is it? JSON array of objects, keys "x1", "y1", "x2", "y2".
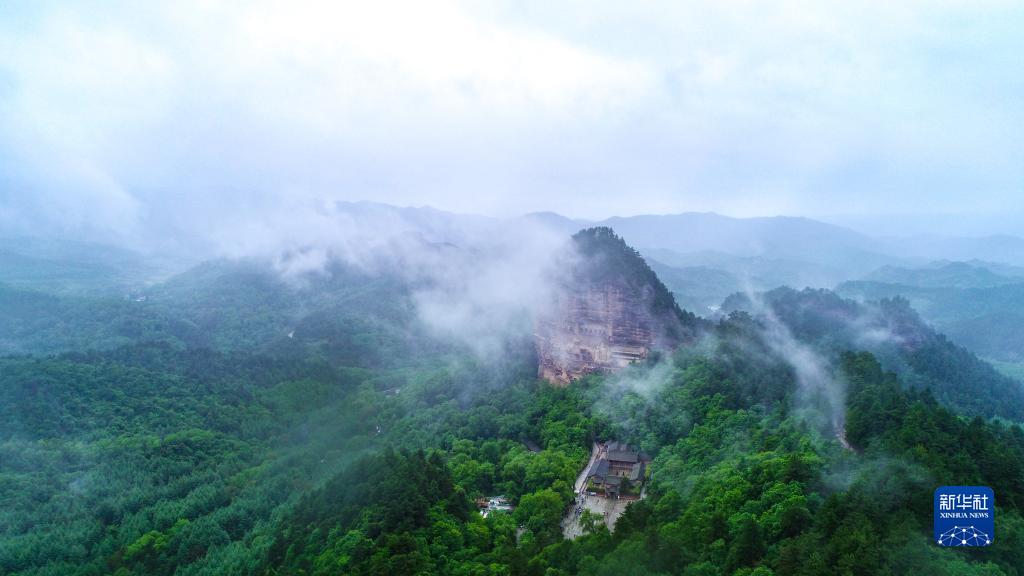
[
  {"x1": 524, "y1": 211, "x2": 889, "y2": 268},
  {"x1": 7, "y1": 202, "x2": 1024, "y2": 367},
  {"x1": 722, "y1": 286, "x2": 1024, "y2": 420},
  {"x1": 876, "y1": 233, "x2": 1024, "y2": 265},
  {"x1": 520, "y1": 208, "x2": 1024, "y2": 267},
  {"x1": 863, "y1": 261, "x2": 1022, "y2": 289},
  {"x1": 0, "y1": 237, "x2": 167, "y2": 296},
  {"x1": 838, "y1": 271, "x2": 1024, "y2": 363}
]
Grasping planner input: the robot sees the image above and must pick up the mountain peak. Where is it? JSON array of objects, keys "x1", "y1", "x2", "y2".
[{"x1": 535, "y1": 227, "x2": 699, "y2": 384}]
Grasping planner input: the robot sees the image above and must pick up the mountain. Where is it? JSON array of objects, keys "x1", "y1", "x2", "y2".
[
  {"x1": 838, "y1": 260, "x2": 1024, "y2": 362},
  {"x1": 837, "y1": 277, "x2": 1024, "y2": 363},
  {"x1": 600, "y1": 213, "x2": 888, "y2": 267},
  {"x1": 525, "y1": 211, "x2": 898, "y2": 273},
  {"x1": 0, "y1": 236, "x2": 173, "y2": 296},
  {"x1": 863, "y1": 261, "x2": 1021, "y2": 289},
  {"x1": 644, "y1": 248, "x2": 853, "y2": 314},
  {"x1": 961, "y1": 259, "x2": 1024, "y2": 278},
  {"x1": 645, "y1": 260, "x2": 742, "y2": 314},
  {"x1": 878, "y1": 234, "x2": 1024, "y2": 266},
  {"x1": 331, "y1": 201, "x2": 500, "y2": 246},
  {"x1": 519, "y1": 211, "x2": 1024, "y2": 320},
  {"x1": 5, "y1": 221, "x2": 1024, "y2": 575},
  {"x1": 520, "y1": 211, "x2": 590, "y2": 235},
  {"x1": 520, "y1": 211, "x2": 901, "y2": 315},
  {"x1": 534, "y1": 227, "x2": 701, "y2": 384},
  {"x1": 0, "y1": 252, "x2": 438, "y2": 365},
  {"x1": 305, "y1": 205, "x2": 1024, "y2": 306},
  {"x1": 943, "y1": 313, "x2": 1024, "y2": 364},
  {"x1": 723, "y1": 287, "x2": 1024, "y2": 420}
]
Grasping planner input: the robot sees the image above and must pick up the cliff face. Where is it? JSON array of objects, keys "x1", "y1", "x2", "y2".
[
  {"x1": 536, "y1": 281, "x2": 655, "y2": 384},
  {"x1": 536, "y1": 227, "x2": 695, "y2": 385}
]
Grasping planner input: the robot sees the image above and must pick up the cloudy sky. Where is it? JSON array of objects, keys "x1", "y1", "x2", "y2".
[{"x1": 1, "y1": 0, "x2": 1022, "y2": 246}]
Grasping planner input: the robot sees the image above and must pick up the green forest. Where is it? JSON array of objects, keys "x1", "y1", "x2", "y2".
[
  {"x1": 5, "y1": 1, "x2": 1024, "y2": 572},
  {"x1": 2, "y1": 231, "x2": 1024, "y2": 576}
]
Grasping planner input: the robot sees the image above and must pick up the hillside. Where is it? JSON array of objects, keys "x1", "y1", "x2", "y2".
[
  {"x1": 723, "y1": 287, "x2": 1024, "y2": 420},
  {"x1": 5, "y1": 0, "x2": 1024, "y2": 571},
  {"x1": 838, "y1": 274, "x2": 1024, "y2": 362},
  {"x1": 2, "y1": 230, "x2": 1024, "y2": 576}
]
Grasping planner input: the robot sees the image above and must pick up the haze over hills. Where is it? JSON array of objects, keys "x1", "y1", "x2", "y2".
[
  {"x1": 5, "y1": 201, "x2": 1024, "y2": 355},
  {"x1": 861, "y1": 261, "x2": 1024, "y2": 289},
  {"x1": 722, "y1": 286, "x2": 1024, "y2": 421},
  {"x1": 838, "y1": 264, "x2": 1024, "y2": 364},
  {"x1": 4, "y1": 2, "x2": 1024, "y2": 573},
  {"x1": 0, "y1": 237, "x2": 174, "y2": 296},
  {"x1": 522, "y1": 208, "x2": 1024, "y2": 264},
  {"x1": 516, "y1": 209, "x2": 1024, "y2": 371},
  {"x1": 12, "y1": 201, "x2": 1022, "y2": 289},
  {"x1": 3, "y1": 211, "x2": 1024, "y2": 575},
  {"x1": 5, "y1": 201, "x2": 1024, "y2": 372}
]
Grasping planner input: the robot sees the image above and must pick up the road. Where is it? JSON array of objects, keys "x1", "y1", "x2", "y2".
[{"x1": 573, "y1": 442, "x2": 602, "y2": 494}]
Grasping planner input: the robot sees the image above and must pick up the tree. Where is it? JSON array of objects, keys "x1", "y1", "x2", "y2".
[{"x1": 727, "y1": 515, "x2": 765, "y2": 572}]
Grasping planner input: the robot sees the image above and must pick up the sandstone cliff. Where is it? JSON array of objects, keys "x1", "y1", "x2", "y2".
[{"x1": 536, "y1": 227, "x2": 698, "y2": 384}]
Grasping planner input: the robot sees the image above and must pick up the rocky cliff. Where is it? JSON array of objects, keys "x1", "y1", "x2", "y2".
[{"x1": 536, "y1": 227, "x2": 698, "y2": 384}]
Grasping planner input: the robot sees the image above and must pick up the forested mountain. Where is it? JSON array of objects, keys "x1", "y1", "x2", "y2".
[
  {"x1": 0, "y1": 255, "x2": 441, "y2": 363},
  {"x1": 520, "y1": 209, "x2": 1024, "y2": 350},
  {"x1": 722, "y1": 287, "x2": 1024, "y2": 421},
  {"x1": 838, "y1": 269, "x2": 1024, "y2": 363},
  {"x1": 645, "y1": 252, "x2": 845, "y2": 315},
  {"x1": 5, "y1": 0, "x2": 1023, "y2": 571},
  {"x1": 2, "y1": 229, "x2": 1024, "y2": 575}
]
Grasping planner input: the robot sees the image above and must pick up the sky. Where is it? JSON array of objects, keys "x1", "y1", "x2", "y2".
[{"x1": 1, "y1": 0, "x2": 1022, "y2": 248}]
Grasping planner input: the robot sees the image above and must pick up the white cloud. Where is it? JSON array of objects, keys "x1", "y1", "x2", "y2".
[{"x1": 0, "y1": 0, "x2": 1021, "y2": 242}]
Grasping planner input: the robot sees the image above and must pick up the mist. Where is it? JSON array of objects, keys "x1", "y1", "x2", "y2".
[
  {"x1": 4, "y1": 4, "x2": 1024, "y2": 575},
  {"x1": 241, "y1": 202, "x2": 578, "y2": 361},
  {"x1": 2, "y1": 0, "x2": 1024, "y2": 251}
]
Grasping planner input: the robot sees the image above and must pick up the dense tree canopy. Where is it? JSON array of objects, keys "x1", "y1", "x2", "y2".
[{"x1": 2, "y1": 252, "x2": 1024, "y2": 575}]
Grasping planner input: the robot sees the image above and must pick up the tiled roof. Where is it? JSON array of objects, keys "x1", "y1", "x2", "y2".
[{"x1": 606, "y1": 441, "x2": 640, "y2": 463}]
